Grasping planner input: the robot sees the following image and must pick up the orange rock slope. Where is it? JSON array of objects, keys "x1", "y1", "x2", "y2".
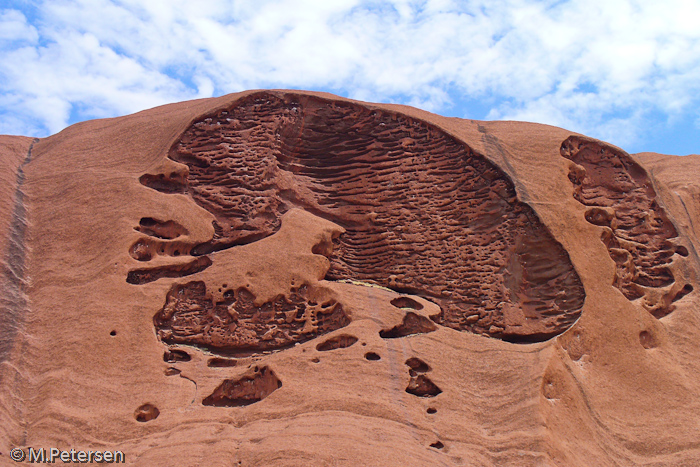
[{"x1": 1, "y1": 90, "x2": 699, "y2": 466}]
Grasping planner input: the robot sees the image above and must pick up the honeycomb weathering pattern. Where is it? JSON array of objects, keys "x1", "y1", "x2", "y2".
[
  {"x1": 561, "y1": 136, "x2": 681, "y2": 318},
  {"x1": 154, "y1": 282, "x2": 349, "y2": 357},
  {"x1": 153, "y1": 92, "x2": 586, "y2": 342}
]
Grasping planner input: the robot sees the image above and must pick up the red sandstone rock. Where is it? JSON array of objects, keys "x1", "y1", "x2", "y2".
[{"x1": 0, "y1": 90, "x2": 698, "y2": 466}]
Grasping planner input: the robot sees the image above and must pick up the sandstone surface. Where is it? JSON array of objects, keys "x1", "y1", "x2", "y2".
[{"x1": 1, "y1": 90, "x2": 699, "y2": 466}]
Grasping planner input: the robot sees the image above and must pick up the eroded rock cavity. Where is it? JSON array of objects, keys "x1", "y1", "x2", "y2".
[
  {"x1": 202, "y1": 366, "x2": 281, "y2": 407},
  {"x1": 153, "y1": 282, "x2": 349, "y2": 356},
  {"x1": 144, "y1": 92, "x2": 586, "y2": 342},
  {"x1": 561, "y1": 136, "x2": 682, "y2": 317},
  {"x1": 405, "y1": 357, "x2": 441, "y2": 397},
  {"x1": 379, "y1": 312, "x2": 437, "y2": 339}
]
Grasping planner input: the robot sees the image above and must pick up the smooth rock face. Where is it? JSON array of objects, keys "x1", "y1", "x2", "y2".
[{"x1": 0, "y1": 90, "x2": 698, "y2": 467}]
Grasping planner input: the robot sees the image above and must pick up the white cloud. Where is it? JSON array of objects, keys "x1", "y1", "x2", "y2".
[
  {"x1": 0, "y1": 9, "x2": 38, "y2": 43},
  {"x1": 0, "y1": 0, "x2": 699, "y2": 152}
]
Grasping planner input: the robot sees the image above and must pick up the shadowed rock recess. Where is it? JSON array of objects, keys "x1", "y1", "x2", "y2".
[
  {"x1": 202, "y1": 366, "x2": 282, "y2": 407},
  {"x1": 154, "y1": 282, "x2": 349, "y2": 357},
  {"x1": 142, "y1": 92, "x2": 586, "y2": 342},
  {"x1": 561, "y1": 136, "x2": 684, "y2": 318}
]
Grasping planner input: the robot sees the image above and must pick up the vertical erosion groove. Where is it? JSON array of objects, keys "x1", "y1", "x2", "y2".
[
  {"x1": 561, "y1": 136, "x2": 681, "y2": 318},
  {"x1": 0, "y1": 139, "x2": 37, "y2": 367},
  {"x1": 155, "y1": 92, "x2": 585, "y2": 342}
]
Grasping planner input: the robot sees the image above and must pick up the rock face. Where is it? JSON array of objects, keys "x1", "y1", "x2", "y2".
[{"x1": 0, "y1": 90, "x2": 698, "y2": 467}]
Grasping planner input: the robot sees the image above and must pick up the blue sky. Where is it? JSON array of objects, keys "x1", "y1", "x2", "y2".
[{"x1": 1, "y1": 0, "x2": 699, "y2": 155}]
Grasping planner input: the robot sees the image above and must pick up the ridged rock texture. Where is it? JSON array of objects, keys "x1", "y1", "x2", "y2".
[{"x1": 0, "y1": 90, "x2": 699, "y2": 467}]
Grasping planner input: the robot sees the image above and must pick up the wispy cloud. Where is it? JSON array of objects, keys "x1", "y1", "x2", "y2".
[{"x1": 1, "y1": 0, "x2": 699, "y2": 153}]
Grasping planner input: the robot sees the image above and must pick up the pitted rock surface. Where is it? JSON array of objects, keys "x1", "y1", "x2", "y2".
[
  {"x1": 561, "y1": 136, "x2": 687, "y2": 317},
  {"x1": 2, "y1": 92, "x2": 699, "y2": 467},
  {"x1": 153, "y1": 92, "x2": 586, "y2": 341}
]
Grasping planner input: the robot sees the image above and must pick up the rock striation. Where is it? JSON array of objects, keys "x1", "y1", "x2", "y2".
[{"x1": 0, "y1": 90, "x2": 699, "y2": 467}]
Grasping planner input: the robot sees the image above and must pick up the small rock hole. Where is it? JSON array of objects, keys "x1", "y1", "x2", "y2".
[
  {"x1": 129, "y1": 241, "x2": 152, "y2": 261},
  {"x1": 405, "y1": 357, "x2": 431, "y2": 373},
  {"x1": 135, "y1": 403, "x2": 160, "y2": 422},
  {"x1": 427, "y1": 407, "x2": 437, "y2": 414},
  {"x1": 430, "y1": 441, "x2": 444, "y2": 450},
  {"x1": 208, "y1": 358, "x2": 238, "y2": 368},
  {"x1": 365, "y1": 352, "x2": 381, "y2": 361},
  {"x1": 406, "y1": 375, "x2": 442, "y2": 398},
  {"x1": 139, "y1": 217, "x2": 157, "y2": 227},
  {"x1": 542, "y1": 378, "x2": 556, "y2": 400},
  {"x1": 676, "y1": 246, "x2": 689, "y2": 257},
  {"x1": 639, "y1": 330, "x2": 657, "y2": 349},
  {"x1": 379, "y1": 312, "x2": 437, "y2": 338},
  {"x1": 390, "y1": 296, "x2": 423, "y2": 310},
  {"x1": 202, "y1": 366, "x2": 281, "y2": 407},
  {"x1": 316, "y1": 334, "x2": 358, "y2": 351},
  {"x1": 672, "y1": 284, "x2": 693, "y2": 302},
  {"x1": 109, "y1": 330, "x2": 117, "y2": 336},
  {"x1": 164, "y1": 349, "x2": 191, "y2": 363}
]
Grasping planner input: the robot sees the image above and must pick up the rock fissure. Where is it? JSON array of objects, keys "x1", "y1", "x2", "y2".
[{"x1": 0, "y1": 138, "x2": 38, "y2": 366}]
